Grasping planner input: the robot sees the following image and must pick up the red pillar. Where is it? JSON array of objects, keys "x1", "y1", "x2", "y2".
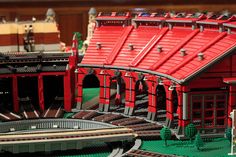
[
  {"x1": 63, "y1": 55, "x2": 76, "y2": 111},
  {"x1": 38, "y1": 75, "x2": 44, "y2": 111},
  {"x1": 12, "y1": 76, "x2": 19, "y2": 112},
  {"x1": 98, "y1": 70, "x2": 111, "y2": 112},
  {"x1": 124, "y1": 72, "x2": 136, "y2": 115},
  {"x1": 165, "y1": 85, "x2": 174, "y2": 121},
  {"x1": 76, "y1": 68, "x2": 85, "y2": 109},
  {"x1": 64, "y1": 68, "x2": 72, "y2": 112},
  {"x1": 228, "y1": 85, "x2": 236, "y2": 127},
  {"x1": 104, "y1": 75, "x2": 111, "y2": 112},
  {"x1": 177, "y1": 87, "x2": 183, "y2": 127},
  {"x1": 147, "y1": 76, "x2": 157, "y2": 120}
]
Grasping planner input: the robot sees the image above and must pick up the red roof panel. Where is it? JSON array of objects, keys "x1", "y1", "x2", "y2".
[
  {"x1": 82, "y1": 16, "x2": 236, "y2": 83},
  {"x1": 82, "y1": 26, "x2": 125, "y2": 65},
  {"x1": 113, "y1": 26, "x2": 160, "y2": 67}
]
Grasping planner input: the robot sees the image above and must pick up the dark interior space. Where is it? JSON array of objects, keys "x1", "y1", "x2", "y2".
[
  {"x1": 43, "y1": 75, "x2": 64, "y2": 109},
  {"x1": 134, "y1": 80, "x2": 148, "y2": 116},
  {"x1": 18, "y1": 76, "x2": 39, "y2": 110},
  {"x1": 0, "y1": 78, "x2": 13, "y2": 111},
  {"x1": 109, "y1": 78, "x2": 125, "y2": 109},
  {"x1": 156, "y1": 85, "x2": 166, "y2": 111},
  {"x1": 82, "y1": 74, "x2": 100, "y2": 88},
  {"x1": 172, "y1": 89, "x2": 178, "y2": 114}
]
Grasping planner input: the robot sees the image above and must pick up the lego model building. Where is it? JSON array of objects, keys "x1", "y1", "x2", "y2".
[
  {"x1": 77, "y1": 11, "x2": 236, "y2": 137},
  {"x1": 0, "y1": 8, "x2": 77, "y2": 118},
  {"x1": 0, "y1": 7, "x2": 236, "y2": 157}
]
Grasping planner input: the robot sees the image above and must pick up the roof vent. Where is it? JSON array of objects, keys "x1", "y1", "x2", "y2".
[
  {"x1": 200, "y1": 25, "x2": 204, "y2": 32},
  {"x1": 128, "y1": 43, "x2": 134, "y2": 50},
  {"x1": 198, "y1": 52, "x2": 204, "y2": 60},
  {"x1": 180, "y1": 48, "x2": 186, "y2": 56},
  {"x1": 157, "y1": 45, "x2": 162, "y2": 53},
  {"x1": 96, "y1": 42, "x2": 101, "y2": 49},
  {"x1": 227, "y1": 28, "x2": 231, "y2": 34}
]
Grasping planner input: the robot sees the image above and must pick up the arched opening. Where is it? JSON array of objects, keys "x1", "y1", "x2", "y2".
[
  {"x1": 134, "y1": 80, "x2": 148, "y2": 117},
  {"x1": 0, "y1": 78, "x2": 13, "y2": 112},
  {"x1": 18, "y1": 76, "x2": 40, "y2": 119},
  {"x1": 109, "y1": 77, "x2": 126, "y2": 112},
  {"x1": 43, "y1": 76, "x2": 64, "y2": 110},
  {"x1": 156, "y1": 85, "x2": 166, "y2": 122},
  {"x1": 82, "y1": 74, "x2": 100, "y2": 110},
  {"x1": 172, "y1": 89, "x2": 179, "y2": 128},
  {"x1": 172, "y1": 89, "x2": 178, "y2": 114}
]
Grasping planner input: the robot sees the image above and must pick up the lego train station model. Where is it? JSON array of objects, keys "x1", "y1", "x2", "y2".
[
  {"x1": 0, "y1": 8, "x2": 236, "y2": 156},
  {"x1": 77, "y1": 11, "x2": 236, "y2": 136}
]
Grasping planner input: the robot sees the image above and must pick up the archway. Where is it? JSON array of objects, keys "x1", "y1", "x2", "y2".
[
  {"x1": 43, "y1": 75, "x2": 64, "y2": 109},
  {"x1": 109, "y1": 77, "x2": 126, "y2": 112},
  {"x1": 156, "y1": 85, "x2": 166, "y2": 122},
  {"x1": 134, "y1": 80, "x2": 148, "y2": 117},
  {"x1": 82, "y1": 74, "x2": 100, "y2": 110},
  {"x1": 18, "y1": 76, "x2": 40, "y2": 118},
  {"x1": 0, "y1": 78, "x2": 13, "y2": 112}
]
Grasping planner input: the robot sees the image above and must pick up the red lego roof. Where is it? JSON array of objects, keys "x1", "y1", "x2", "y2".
[{"x1": 82, "y1": 14, "x2": 236, "y2": 84}]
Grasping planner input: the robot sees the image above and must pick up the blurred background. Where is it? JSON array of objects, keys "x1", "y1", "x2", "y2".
[{"x1": 0, "y1": 0, "x2": 235, "y2": 46}]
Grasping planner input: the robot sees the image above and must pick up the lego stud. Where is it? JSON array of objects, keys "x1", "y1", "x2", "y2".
[
  {"x1": 168, "y1": 83, "x2": 176, "y2": 91},
  {"x1": 15, "y1": 18, "x2": 18, "y2": 23},
  {"x1": 32, "y1": 17, "x2": 36, "y2": 22},
  {"x1": 180, "y1": 48, "x2": 186, "y2": 56},
  {"x1": 96, "y1": 42, "x2": 101, "y2": 49},
  {"x1": 53, "y1": 64, "x2": 57, "y2": 69},
  {"x1": 128, "y1": 43, "x2": 134, "y2": 50},
  {"x1": 125, "y1": 72, "x2": 130, "y2": 77},
  {"x1": 100, "y1": 70, "x2": 105, "y2": 74},
  {"x1": 157, "y1": 45, "x2": 162, "y2": 53},
  {"x1": 74, "y1": 69, "x2": 78, "y2": 73},
  {"x1": 198, "y1": 52, "x2": 204, "y2": 61}
]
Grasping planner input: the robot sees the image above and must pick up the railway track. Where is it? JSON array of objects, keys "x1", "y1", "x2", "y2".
[
  {"x1": 125, "y1": 149, "x2": 181, "y2": 157},
  {"x1": 72, "y1": 110, "x2": 173, "y2": 140},
  {"x1": 0, "y1": 127, "x2": 136, "y2": 144}
]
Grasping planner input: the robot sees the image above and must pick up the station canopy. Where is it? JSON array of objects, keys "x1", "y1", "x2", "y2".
[{"x1": 81, "y1": 12, "x2": 236, "y2": 84}]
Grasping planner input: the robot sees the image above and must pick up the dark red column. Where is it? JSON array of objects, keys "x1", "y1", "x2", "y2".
[
  {"x1": 124, "y1": 72, "x2": 136, "y2": 115},
  {"x1": 146, "y1": 75, "x2": 157, "y2": 120},
  {"x1": 12, "y1": 76, "x2": 19, "y2": 112},
  {"x1": 165, "y1": 85, "x2": 173, "y2": 121},
  {"x1": 38, "y1": 75, "x2": 44, "y2": 111},
  {"x1": 98, "y1": 70, "x2": 111, "y2": 112},
  {"x1": 64, "y1": 68, "x2": 72, "y2": 112},
  {"x1": 76, "y1": 68, "x2": 85, "y2": 109}
]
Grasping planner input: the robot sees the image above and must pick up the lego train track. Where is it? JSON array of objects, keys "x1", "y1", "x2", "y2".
[
  {"x1": 72, "y1": 110, "x2": 174, "y2": 140},
  {"x1": 0, "y1": 127, "x2": 136, "y2": 144},
  {"x1": 125, "y1": 149, "x2": 181, "y2": 157}
]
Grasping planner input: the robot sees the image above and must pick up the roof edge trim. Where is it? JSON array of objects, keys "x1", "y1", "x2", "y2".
[
  {"x1": 182, "y1": 45, "x2": 236, "y2": 84},
  {"x1": 77, "y1": 64, "x2": 182, "y2": 84}
]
